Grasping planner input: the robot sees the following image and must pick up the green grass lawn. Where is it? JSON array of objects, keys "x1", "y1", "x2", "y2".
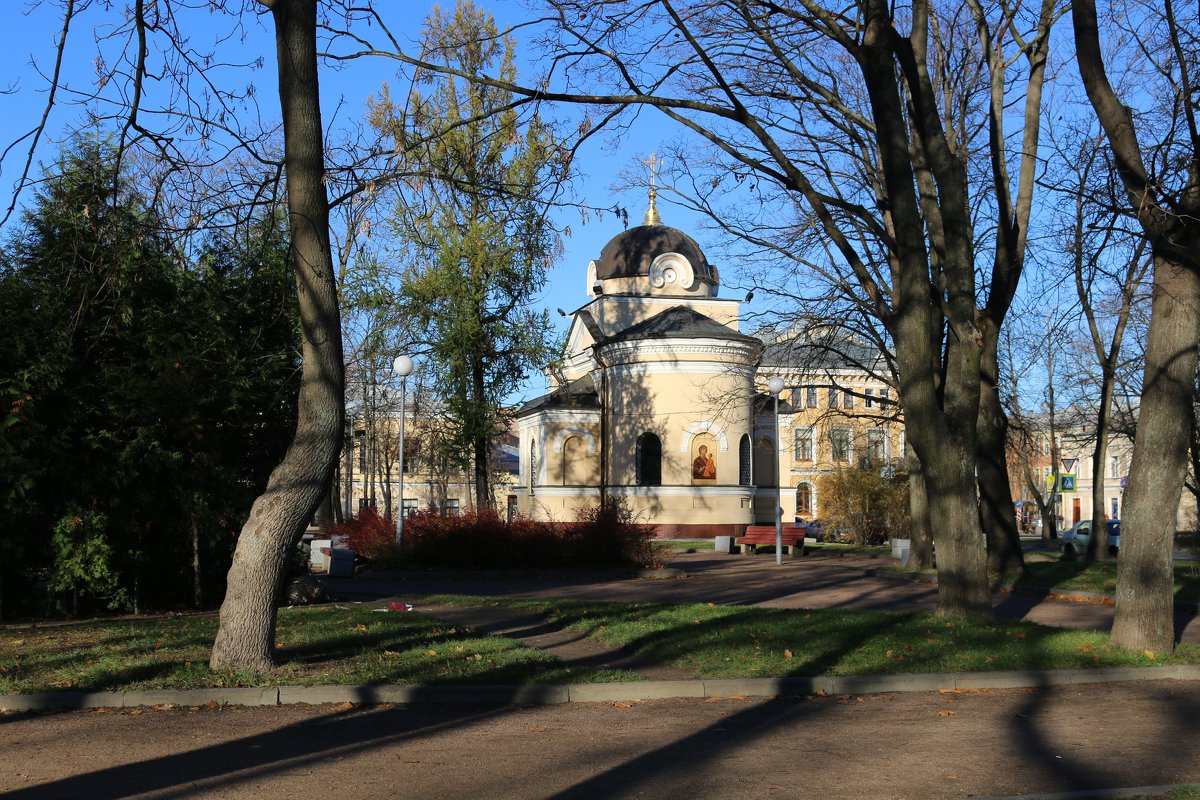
[
  {"x1": 6, "y1": 590, "x2": 1199, "y2": 696},
  {"x1": 883, "y1": 552, "x2": 1200, "y2": 606},
  {"x1": 425, "y1": 595, "x2": 1200, "y2": 679},
  {"x1": 1012, "y1": 555, "x2": 1200, "y2": 605},
  {"x1": 0, "y1": 604, "x2": 639, "y2": 695}
]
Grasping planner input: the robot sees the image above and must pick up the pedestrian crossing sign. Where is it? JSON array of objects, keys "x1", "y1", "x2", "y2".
[{"x1": 1059, "y1": 474, "x2": 1076, "y2": 492}]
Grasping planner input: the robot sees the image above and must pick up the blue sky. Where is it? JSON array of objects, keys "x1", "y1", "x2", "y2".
[{"x1": 0, "y1": 1, "x2": 724, "y2": 378}]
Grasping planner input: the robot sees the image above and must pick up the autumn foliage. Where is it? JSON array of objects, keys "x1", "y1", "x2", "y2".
[
  {"x1": 394, "y1": 502, "x2": 660, "y2": 570},
  {"x1": 336, "y1": 506, "x2": 398, "y2": 562}
]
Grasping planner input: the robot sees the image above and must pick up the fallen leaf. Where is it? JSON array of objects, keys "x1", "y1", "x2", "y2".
[
  {"x1": 937, "y1": 711, "x2": 955, "y2": 717},
  {"x1": 783, "y1": 649, "x2": 793, "y2": 659},
  {"x1": 330, "y1": 702, "x2": 354, "y2": 711},
  {"x1": 1078, "y1": 643, "x2": 1092, "y2": 653},
  {"x1": 1144, "y1": 649, "x2": 1156, "y2": 659},
  {"x1": 426, "y1": 649, "x2": 438, "y2": 657},
  {"x1": 529, "y1": 726, "x2": 547, "y2": 733}
]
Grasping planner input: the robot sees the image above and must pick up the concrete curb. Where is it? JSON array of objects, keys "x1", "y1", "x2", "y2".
[{"x1": 5, "y1": 665, "x2": 1199, "y2": 712}]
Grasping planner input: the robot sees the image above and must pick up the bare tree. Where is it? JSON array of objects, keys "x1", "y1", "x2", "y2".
[
  {"x1": 1073, "y1": 0, "x2": 1200, "y2": 652},
  {"x1": 361, "y1": 1, "x2": 1061, "y2": 615}
]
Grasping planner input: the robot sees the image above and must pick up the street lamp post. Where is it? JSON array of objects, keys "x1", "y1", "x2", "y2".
[
  {"x1": 393, "y1": 355, "x2": 414, "y2": 551},
  {"x1": 767, "y1": 376, "x2": 786, "y2": 565}
]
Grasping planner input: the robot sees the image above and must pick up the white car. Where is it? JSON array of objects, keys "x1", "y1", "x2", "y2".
[{"x1": 1061, "y1": 519, "x2": 1121, "y2": 556}]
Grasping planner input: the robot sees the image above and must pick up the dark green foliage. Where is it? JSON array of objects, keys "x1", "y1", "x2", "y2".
[
  {"x1": 401, "y1": 503, "x2": 660, "y2": 570},
  {"x1": 0, "y1": 140, "x2": 299, "y2": 617}
]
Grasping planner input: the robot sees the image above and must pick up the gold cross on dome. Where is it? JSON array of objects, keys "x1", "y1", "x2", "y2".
[{"x1": 641, "y1": 152, "x2": 662, "y2": 225}]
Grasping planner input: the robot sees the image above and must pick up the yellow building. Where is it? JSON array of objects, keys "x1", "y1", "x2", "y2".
[{"x1": 516, "y1": 196, "x2": 902, "y2": 537}]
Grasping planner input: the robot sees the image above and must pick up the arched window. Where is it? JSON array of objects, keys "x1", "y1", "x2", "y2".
[
  {"x1": 739, "y1": 435, "x2": 751, "y2": 486},
  {"x1": 796, "y1": 482, "x2": 814, "y2": 516},
  {"x1": 562, "y1": 436, "x2": 589, "y2": 485},
  {"x1": 636, "y1": 433, "x2": 662, "y2": 487}
]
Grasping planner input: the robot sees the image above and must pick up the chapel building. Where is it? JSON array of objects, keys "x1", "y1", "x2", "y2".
[{"x1": 515, "y1": 192, "x2": 904, "y2": 537}]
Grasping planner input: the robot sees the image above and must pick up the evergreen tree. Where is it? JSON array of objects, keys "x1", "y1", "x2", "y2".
[
  {"x1": 370, "y1": 0, "x2": 567, "y2": 510},
  {"x1": 0, "y1": 141, "x2": 299, "y2": 616}
]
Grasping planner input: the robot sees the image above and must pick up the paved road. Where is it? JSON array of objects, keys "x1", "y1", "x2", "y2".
[{"x1": 3, "y1": 681, "x2": 1198, "y2": 799}]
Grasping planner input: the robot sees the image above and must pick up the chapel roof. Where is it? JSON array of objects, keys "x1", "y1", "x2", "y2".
[
  {"x1": 593, "y1": 224, "x2": 717, "y2": 285},
  {"x1": 599, "y1": 305, "x2": 759, "y2": 346},
  {"x1": 515, "y1": 374, "x2": 600, "y2": 418}
]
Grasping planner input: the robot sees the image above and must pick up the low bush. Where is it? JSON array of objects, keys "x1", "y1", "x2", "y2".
[
  {"x1": 337, "y1": 506, "x2": 398, "y2": 562},
  {"x1": 402, "y1": 502, "x2": 660, "y2": 570}
]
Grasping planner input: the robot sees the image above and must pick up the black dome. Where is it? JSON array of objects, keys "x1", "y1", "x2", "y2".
[{"x1": 594, "y1": 224, "x2": 716, "y2": 283}]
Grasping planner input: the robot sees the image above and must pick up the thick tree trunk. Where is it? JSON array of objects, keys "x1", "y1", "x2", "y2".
[
  {"x1": 1111, "y1": 256, "x2": 1200, "y2": 652},
  {"x1": 977, "y1": 331, "x2": 1024, "y2": 577},
  {"x1": 905, "y1": 439, "x2": 934, "y2": 569},
  {"x1": 210, "y1": 0, "x2": 343, "y2": 673}
]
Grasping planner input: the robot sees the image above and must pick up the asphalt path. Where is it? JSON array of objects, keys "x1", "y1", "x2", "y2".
[
  {"x1": 323, "y1": 551, "x2": 1200, "y2": 645},
  {"x1": 3, "y1": 681, "x2": 1198, "y2": 799}
]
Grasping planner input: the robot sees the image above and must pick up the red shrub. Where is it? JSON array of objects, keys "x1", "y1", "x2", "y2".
[
  {"x1": 335, "y1": 506, "x2": 398, "y2": 561},
  {"x1": 402, "y1": 502, "x2": 660, "y2": 570}
]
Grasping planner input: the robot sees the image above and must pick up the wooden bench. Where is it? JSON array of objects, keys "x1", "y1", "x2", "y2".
[{"x1": 736, "y1": 525, "x2": 806, "y2": 557}]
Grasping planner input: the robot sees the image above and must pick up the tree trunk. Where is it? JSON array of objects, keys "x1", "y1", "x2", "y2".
[
  {"x1": 977, "y1": 328, "x2": 1024, "y2": 577},
  {"x1": 473, "y1": 355, "x2": 491, "y2": 511},
  {"x1": 316, "y1": 489, "x2": 336, "y2": 535},
  {"x1": 210, "y1": 0, "x2": 343, "y2": 673},
  {"x1": 1111, "y1": 255, "x2": 1200, "y2": 652},
  {"x1": 1086, "y1": 373, "x2": 1117, "y2": 561},
  {"x1": 191, "y1": 509, "x2": 202, "y2": 609},
  {"x1": 905, "y1": 439, "x2": 934, "y2": 569}
]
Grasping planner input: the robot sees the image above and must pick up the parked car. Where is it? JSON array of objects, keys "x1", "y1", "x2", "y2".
[
  {"x1": 1061, "y1": 519, "x2": 1121, "y2": 556},
  {"x1": 795, "y1": 519, "x2": 825, "y2": 542}
]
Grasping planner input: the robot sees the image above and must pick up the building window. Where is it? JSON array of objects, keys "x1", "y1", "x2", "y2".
[
  {"x1": 402, "y1": 498, "x2": 419, "y2": 516},
  {"x1": 796, "y1": 482, "x2": 814, "y2": 515},
  {"x1": 828, "y1": 387, "x2": 839, "y2": 408},
  {"x1": 637, "y1": 433, "x2": 662, "y2": 487},
  {"x1": 865, "y1": 388, "x2": 874, "y2": 409},
  {"x1": 1110, "y1": 454, "x2": 1121, "y2": 476},
  {"x1": 793, "y1": 427, "x2": 814, "y2": 462},
  {"x1": 445, "y1": 498, "x2": 460, "y2": 515},
  {"x1": 866, "y1": 428, "x2": 886, "y2": 465},
  {"x1": 1111, "y1": 497, "x2": 1119, "y2": 519},
  {"x1": 880, "y1": 388, "x2": 889, "y2": 405},
  {"x1": 843, "y1": 391, "x2": 854, "y2": 409},
  {"x1": 830, "y1": 427, "x2": 852, "y2": 463},
  {"x1": 806, "y1": 387, "x2": 818, "y2": 408},
  {"x1": 739, "y1": 435, "x2": 752, "y2": 486}
]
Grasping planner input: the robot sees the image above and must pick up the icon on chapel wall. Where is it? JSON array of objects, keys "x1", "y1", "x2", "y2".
[{"x1": 692, "y1": 442, "x2": 716, "y2": 481}]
